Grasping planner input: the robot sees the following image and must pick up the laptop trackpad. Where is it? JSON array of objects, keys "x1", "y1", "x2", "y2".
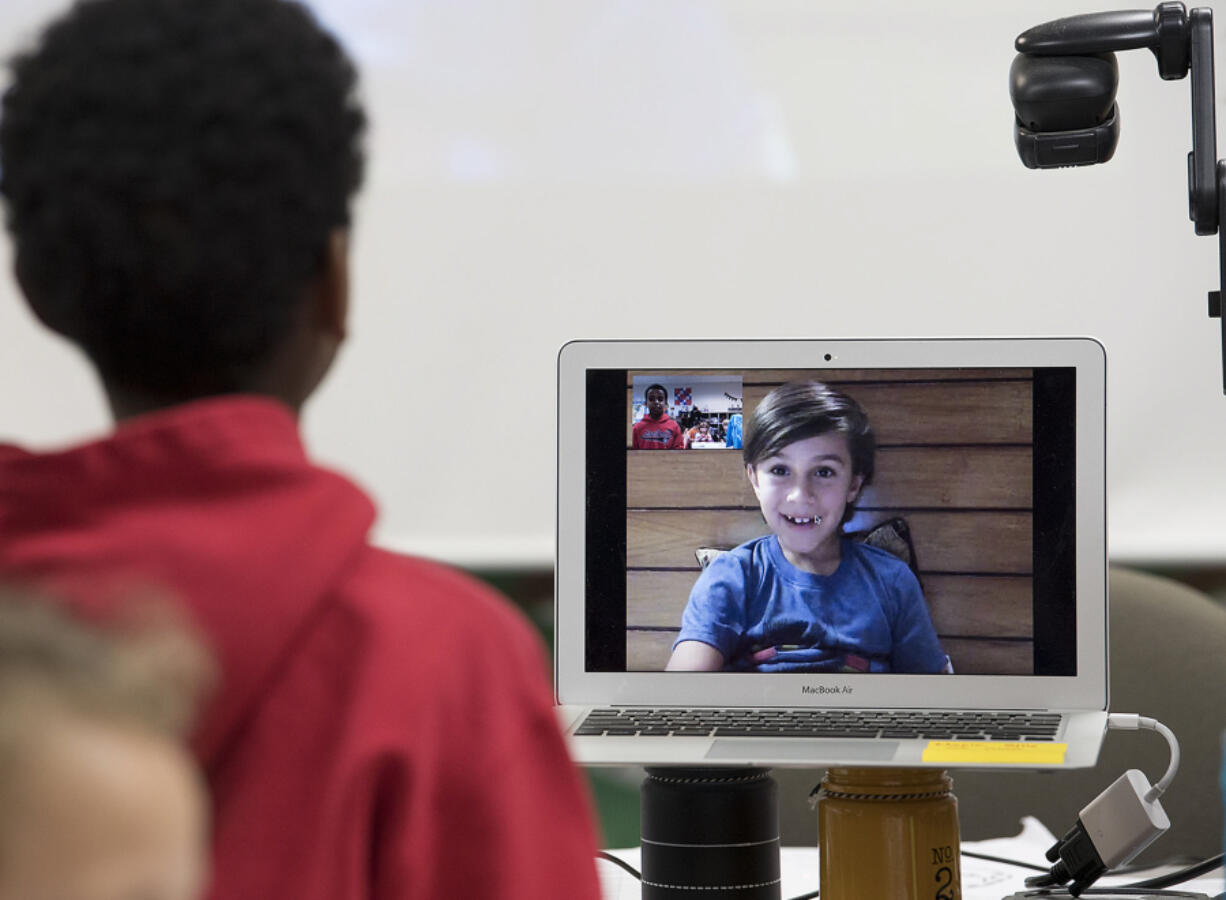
[{"x1": 705, "y1": 739, "x2": 900, "y2": 762}]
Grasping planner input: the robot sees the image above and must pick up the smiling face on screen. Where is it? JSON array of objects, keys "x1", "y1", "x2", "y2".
[{"x1": 747, "y1": 432, "x2": 864, "y2": 575}]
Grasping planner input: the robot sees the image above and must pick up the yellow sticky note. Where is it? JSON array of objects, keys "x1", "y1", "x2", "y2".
[{"x1": 921, "y1": 741, "x2": 1067, "y2": 765}]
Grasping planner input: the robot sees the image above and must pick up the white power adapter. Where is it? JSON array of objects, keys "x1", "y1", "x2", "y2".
[
  {"x1": 1025, "y1": 715, "x2": 1178, "y2": 897},
  {"x1": 1080, "y1": 769, "x2": 1170, "y2": 866}
]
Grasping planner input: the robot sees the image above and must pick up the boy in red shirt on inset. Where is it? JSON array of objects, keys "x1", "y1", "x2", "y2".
[
  {"x1": 633, "y1": 383, "x2": 684, "y2": 449},
  {"x1": 0, "y1": 2, "x2": 601, "y2": 898}
]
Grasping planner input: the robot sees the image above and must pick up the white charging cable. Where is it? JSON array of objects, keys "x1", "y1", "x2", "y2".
[{"x1": 1106, "y1": 713, "x2": 1180, "y2": 801}]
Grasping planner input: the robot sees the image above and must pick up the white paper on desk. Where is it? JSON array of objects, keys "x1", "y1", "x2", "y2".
[
  {"x1": 963, "y1": 817, "x2": 1225, "y2": 898},
  {"x1": 597, "y1": 848, "x2": 641, "y2": 900},
  {"x1": 597, "y1": 820, "x2": 1054, "y2": 900},
  {"x1": 597, "y1": 847, "x2": 827, "y2": 900},
  {"x1": 959, "y1": 817, "x2": 1058, "y2": 899},
  {"x1": 596, "y1": 821, "x2": 1055, "y2": 900},
  {"x1": 598, "y1": 819, "x2": 1225, "y2": 900}
]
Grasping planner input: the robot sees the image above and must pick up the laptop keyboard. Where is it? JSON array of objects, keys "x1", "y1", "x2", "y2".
[{"x1": 575, "y1": 708, "x2": 1061, "y2": 741}]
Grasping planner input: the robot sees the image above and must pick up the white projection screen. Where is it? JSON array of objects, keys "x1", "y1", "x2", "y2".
[{"x1": 1, "y1": 0, "x2": 1223, "y2": 569}]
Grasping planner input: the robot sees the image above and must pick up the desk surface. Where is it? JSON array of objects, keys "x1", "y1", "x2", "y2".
[{"x1": 597, "y1": 817, "x2": 1224, "y2": 900}]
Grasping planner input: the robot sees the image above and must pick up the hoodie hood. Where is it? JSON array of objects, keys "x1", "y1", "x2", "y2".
[{"x1": 0, "y1": 395, "x2": 376, "y2": 764}]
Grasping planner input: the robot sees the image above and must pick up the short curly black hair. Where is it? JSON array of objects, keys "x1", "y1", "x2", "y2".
[{"x1": 0, "y1": 0, "x2": 366, "y2": 397}]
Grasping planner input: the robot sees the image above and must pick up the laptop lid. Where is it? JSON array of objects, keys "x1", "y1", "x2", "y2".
[{"x1": 555, "y1": 338, "x2": 1107, "y2": 765}]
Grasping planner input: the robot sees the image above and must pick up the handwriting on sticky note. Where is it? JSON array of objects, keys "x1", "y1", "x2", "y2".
[{"x1": 921, "y1": 741, "x2": 1067, "y2": 765}]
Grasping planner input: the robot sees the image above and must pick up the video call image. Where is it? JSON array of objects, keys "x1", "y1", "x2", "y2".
[
  {"x1": 586, "y1": 367, "x2": 1078, "y2": 678},
  {"x1": 630, "y1": 375, "x2": 744, "y2": 451}
]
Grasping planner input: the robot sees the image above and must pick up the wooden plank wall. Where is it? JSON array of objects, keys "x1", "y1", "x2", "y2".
[{"x1": 625, "y1": 369, "x2": 1035, "y2": 674}]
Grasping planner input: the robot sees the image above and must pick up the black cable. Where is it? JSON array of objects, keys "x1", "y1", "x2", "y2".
[
  {"x1": 595, "y1": 851, "x2": 822, "y2": 900},
  {"x1": 596, "y1": 849, "x2": 1224, "y2": 898},
  {"x1": 1081, "y1": 891, "x2": 1191, "y2": 896},
  {"x1": 1055, "y1": 889, "x2": 1215, "y2": 897},
  {"x1": 596, "y1": 848, "x2": 1049, "y2": 878},
  {"x1": 961, "y1": 849, "x2": 1050, "y2": 872},
  {"x1": 1121, "y1": 853, "x2": 1224, "y2": 890},
  {"x1": 1026, "y1": 851, "x2": 1224, "y2": 893},
  {"x1": 595, "y1": 851, "x2": 640, "y2": 880}
]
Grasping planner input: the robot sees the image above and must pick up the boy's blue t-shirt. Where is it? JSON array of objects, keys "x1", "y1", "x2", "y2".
[{"x1": 674, "y1": 535, "x2": 947, "y2": 673}]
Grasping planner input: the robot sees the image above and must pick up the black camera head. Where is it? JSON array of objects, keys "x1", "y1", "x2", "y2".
[
  {"x1": 1010, "y1": 53, "x2": 1120, "y2": 168},
  {"x1": 1009, "y1": 3, "x2": 1190, "y2": 169}
]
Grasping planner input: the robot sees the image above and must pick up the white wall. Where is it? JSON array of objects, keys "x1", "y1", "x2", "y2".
[{"x1": 2, "y1": 0, "x2": 1224, "y2": 568}]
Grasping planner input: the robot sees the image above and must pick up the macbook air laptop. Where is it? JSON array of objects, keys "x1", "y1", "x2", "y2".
[{"x1": 555, "y1": 338, "x2": 1108, "y2": 768}]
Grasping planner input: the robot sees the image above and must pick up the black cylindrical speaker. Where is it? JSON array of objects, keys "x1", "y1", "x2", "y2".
[{"x1": 640, "y1": 768, "x2": 781, "y2": 900}]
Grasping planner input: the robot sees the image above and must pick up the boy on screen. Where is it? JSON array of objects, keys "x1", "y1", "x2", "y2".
[
  {"x1": 666, "y1": 382, "x2": 950, "y2": 674},
  {"x1": 632, "y1": 383, "x2": 684, "y2": 449}
]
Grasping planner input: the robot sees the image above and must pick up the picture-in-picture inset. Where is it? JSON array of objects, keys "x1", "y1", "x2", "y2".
[{"x1": 630, "y1": 375, "x2": 743, "y2": 450}]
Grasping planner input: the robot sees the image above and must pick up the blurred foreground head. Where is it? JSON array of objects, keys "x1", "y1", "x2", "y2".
[
  {"x1": 0, "y1": 590, "x2": 214, "y2": 900},
  {"x1": 0, "y1": 0, "x2": 366, "y2": 413}
]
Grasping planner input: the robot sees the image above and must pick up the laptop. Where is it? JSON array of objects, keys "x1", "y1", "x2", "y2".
[{"x1": 555, "y1": 337, "x2": 1108, "y2": 769}]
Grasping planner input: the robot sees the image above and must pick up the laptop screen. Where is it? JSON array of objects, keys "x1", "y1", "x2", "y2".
[
  {"x1": 556, "y1": 339, "x2": 1106, "y2": 714},
  {"x1": 582, "y1": 366, "x2": 1077, "y2": 678}
]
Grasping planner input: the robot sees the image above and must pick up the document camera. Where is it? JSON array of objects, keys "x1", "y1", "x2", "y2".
[{"x1": 1010, "y1": 3, "x2": 1226, "y2": 389}]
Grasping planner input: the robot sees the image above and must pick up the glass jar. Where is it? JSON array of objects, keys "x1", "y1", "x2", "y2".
[{"x1": 817, "y1": 767, "x2": 961, "y2": 900}]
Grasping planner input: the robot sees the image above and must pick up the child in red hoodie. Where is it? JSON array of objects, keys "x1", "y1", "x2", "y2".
[{"x1": 0, "y1": 2, "x2": 601, "y2": 898}]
